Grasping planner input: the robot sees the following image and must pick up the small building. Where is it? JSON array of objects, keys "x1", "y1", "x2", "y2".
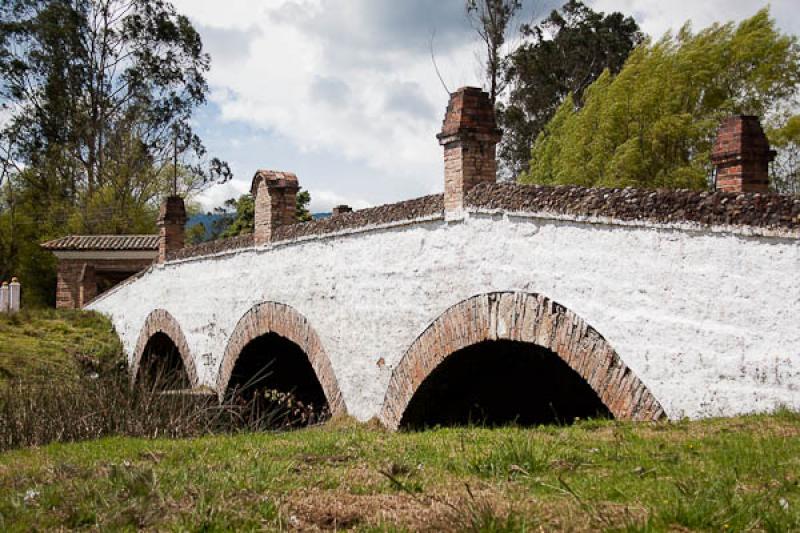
[{"x1": 41, "y1": 235, "x2": 158, "y2": 309}]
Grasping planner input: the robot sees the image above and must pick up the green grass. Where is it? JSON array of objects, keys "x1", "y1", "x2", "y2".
[
  {"x1": 1, "y1": 311, "x2": 797, "y2": 530},
  {"x1": 0, "y1": 309, "x2": 122, "y2": 384},
  {"x1": 0, "y1": 413, "x2": 798, "y2": 531}
]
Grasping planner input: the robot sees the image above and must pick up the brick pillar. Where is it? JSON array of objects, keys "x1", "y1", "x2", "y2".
[
  {"x1": 332, "y1": 205, "x2": 352, "y2": 216},
  {"x1": 78, "y1": 264, "x2": 96, "y2": 308},
  {"x1": 56, "y1": 260, "x2": 81, "y2": 309},
  {"x1": 437, "y1": 87, "x2": 502, "y2": 219},
  {"x1": 251, "y1": 170, "x2": 299, "y2": 245},
  {"x1": 157, "y1": 196, "x2": 187, "y2": 263},
  {"x1": 711, "y1": 115, "x2": 776, "y2": 193}
]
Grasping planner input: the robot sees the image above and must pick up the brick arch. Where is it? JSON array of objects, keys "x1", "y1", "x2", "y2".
[
  {"x1": 380, "y1": 292, "x2": 665, "y2": 429},
  {"x1": 216, "y1": 302, "x2": 345, "y2": 415},
  {"x1": 132, "y1": 309, "x2": 199, "y2": 388}
]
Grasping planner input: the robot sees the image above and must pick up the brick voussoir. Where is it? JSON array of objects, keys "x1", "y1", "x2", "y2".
[{"x1": 379, "y1": 291, "x2": 664, "y2": 429}]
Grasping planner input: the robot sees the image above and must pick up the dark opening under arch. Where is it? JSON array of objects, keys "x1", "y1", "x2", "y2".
[
  {"x1": 223, "y1": 332, "x2": 330, "y2": 426},
  {"x1": 131, "y1": 309, "x2": 198, "y2": 389},
  {"x1": 400, "y1": 340, "x2": 611, "y2": 429},
  {"x1": 137, "y1": 332, "x2": 192, "y2": 390},
  {"x1": 216, "y1": 302, "x2": 346, "y2": 421}
]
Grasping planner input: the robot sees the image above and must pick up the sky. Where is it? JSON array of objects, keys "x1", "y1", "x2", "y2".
[{"x1": 171, "y1": 0, "x2": 800, "y2": 213}]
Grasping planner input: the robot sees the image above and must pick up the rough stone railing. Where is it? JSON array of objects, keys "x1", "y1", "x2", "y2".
[
  {"x1": 0, "y1": 278, "x2": 21, "y2": 313},
  {"x1": 272, "y1": 194, "x2": 444, "y2": 241},
  {"x1": 466, "y1": 183, "x2": 800, "y2": 233},
  {"x1": 167, "y1": 194, "x2": 444, "y2": 262},
  {"x1": 166, "y1": 184, "x2": 799, "y2": 263},
  {"x1": 168, "y1": 234, "x2": 255, "y2": 261}
]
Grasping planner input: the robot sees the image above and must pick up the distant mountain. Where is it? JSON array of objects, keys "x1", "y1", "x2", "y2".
[
  {"x1": 187, "y1": 213, "x2": 224, "y2": 240},
  {"x1": 187, "y1": 212, "x2": 331, "y2": 241}
]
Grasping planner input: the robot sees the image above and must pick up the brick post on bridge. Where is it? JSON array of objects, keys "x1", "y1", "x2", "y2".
[
  {"x1": 157, "y1": 196, "x2": 187, "y2": 263},
  {"x1": 437, "y1": 87, "x2": 502, "y2": 220},
  {"x1": 252, "y1": 170, "x2": 300, "y2": 246},
  {"x1": 711, "y1": 115, "x2": 776, "y2": 193}
]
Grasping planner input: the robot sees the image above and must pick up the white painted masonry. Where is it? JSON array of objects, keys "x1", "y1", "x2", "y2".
[{"x1": 88, "y1": 210, "x2": 800, "y2": 422}]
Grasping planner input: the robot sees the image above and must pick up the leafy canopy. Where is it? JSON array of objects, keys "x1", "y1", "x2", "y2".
[
  {"x1": 521, "y1": 9, "x2": 800, "y2": 191},
  {"x1": 768, "y1": 115, "x2": 800, "y2": 195},
  {"x1": 0, "y1": 0, "x2": 231, "y2": 227},
  {"x1": 0, "y1": 0, "x2": 228, "y2": 304},
  {"x1": 499, "y1": 0, "x2": 641, "y2": 178}
]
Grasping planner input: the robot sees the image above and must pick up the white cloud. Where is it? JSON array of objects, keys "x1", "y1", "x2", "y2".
[
  {"x1": 589, "y1": 0, "x2": 799, "y2": 39},
  {"x1": 177, "y1": 0, "x2": 800, "y2": 212},
  {"x1": 310, "y1": 190, "x2": 373, "y2": 213},
  {"x1": 194, "y1": 179, "x2": 249, "y2": 212},
  {"x1": 173, "y1": 0, "x2": 482, "y2": 211}
]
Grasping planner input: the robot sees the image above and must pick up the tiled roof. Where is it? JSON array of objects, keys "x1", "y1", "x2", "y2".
[{"x1": 41, "y1": 234, "x2": 159, "y2": 251}]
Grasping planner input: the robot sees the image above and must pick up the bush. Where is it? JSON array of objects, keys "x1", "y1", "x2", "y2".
[{"x1": 0, "y1": 361, "x2": 328, "y2": 451}]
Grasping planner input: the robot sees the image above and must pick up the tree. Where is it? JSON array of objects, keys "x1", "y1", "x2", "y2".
[
  {"x1": 465, "y1": 0, "x2": 522, "y2": 104},
  {"x1": 500, "y1": 0, "x2": 641, "y2": 178},
  {"x1": 0, "y1": 0, "x2": 231, "y2": 232},
  {"x1": 0, "y1": 0, "x2": 230, "y2": 304},
  {"x1": 218, "y1": 194, "x2": 254, "y2": 239},
  {"x1": 521, "y1": 9, "x2": 800, "y2": 192},
  {"x1": 186, "y1": 221, "x2": 206, "y2": 246},
  {"x1": 295, "y1": 190, "x2": 312, "y2": 222},
  {"x1": 768, "y1": 115, "x2": 800, "y2": 195}
]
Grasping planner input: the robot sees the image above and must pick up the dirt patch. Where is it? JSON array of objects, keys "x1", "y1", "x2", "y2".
[{"x1": 285, "y1": 485, "x2": 518, "y2": 531}]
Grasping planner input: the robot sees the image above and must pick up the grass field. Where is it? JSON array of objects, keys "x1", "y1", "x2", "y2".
[
  {"x1": 0, "y1": 309, "x2": 121, "y2": 384},
  {"x1": 1, "y1": 310, "x2": 798, "y2": 531},
  {"x1": 1, "y1": 413, "x2": 798, "y2": 531}
]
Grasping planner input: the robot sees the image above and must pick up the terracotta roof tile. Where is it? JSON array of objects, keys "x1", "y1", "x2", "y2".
[{"x1": 41, "y1": 234, "x2": 159, "y2": 251}]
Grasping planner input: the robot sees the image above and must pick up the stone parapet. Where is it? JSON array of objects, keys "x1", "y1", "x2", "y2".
[
  {"x1": 168, "y1": 194, "x2": 444, "y2": 261},
  {"x1": 168, "y1": 234, "x2": 255, "y2": 261},
  {"x1": 466, "y1": 183, "x2": 800, "y2": 233},
  {"x1": 165, "y1": 183, "x2": 799, "y2": 264}
]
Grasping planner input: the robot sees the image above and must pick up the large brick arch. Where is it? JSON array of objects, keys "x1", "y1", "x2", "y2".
[
  {"x1": 132, "y1": 309, "x2": 199, "y2": 387},
  {"x1": 216, "y1": 302, "x2": 346, "y2": 415},
  {"x1": 380, "y1": 292, "x2": 665, "y2": 429}
]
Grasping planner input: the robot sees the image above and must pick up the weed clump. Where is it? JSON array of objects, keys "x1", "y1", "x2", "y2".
[{"x1": 0, "y1": 360, "x2": 328, "y2": 451}]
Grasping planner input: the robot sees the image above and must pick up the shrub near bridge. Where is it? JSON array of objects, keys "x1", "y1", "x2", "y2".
[{"x1": 0, "y1": 310, "x2": 327, "y2": 451}]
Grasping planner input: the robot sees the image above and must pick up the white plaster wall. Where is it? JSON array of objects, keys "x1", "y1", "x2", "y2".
[{"x1": 88, "y1": 213, "x2": 800, "y2": 421}]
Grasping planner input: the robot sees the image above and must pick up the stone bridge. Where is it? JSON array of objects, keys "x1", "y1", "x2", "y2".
[{"x1": 85, "y1": 88, "x2": 800, "y2": 429}]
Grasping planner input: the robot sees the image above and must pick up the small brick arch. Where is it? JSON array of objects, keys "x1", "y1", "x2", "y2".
[
  {"x1": 216, "y1": 302, "x2": 346, "y2": 415},
  {"x1": 380, "y1": 292, "x2": 665, "y2": 429},
  {"x1": 132, "y1": 309, "x2": 199, "y2": 388}
]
